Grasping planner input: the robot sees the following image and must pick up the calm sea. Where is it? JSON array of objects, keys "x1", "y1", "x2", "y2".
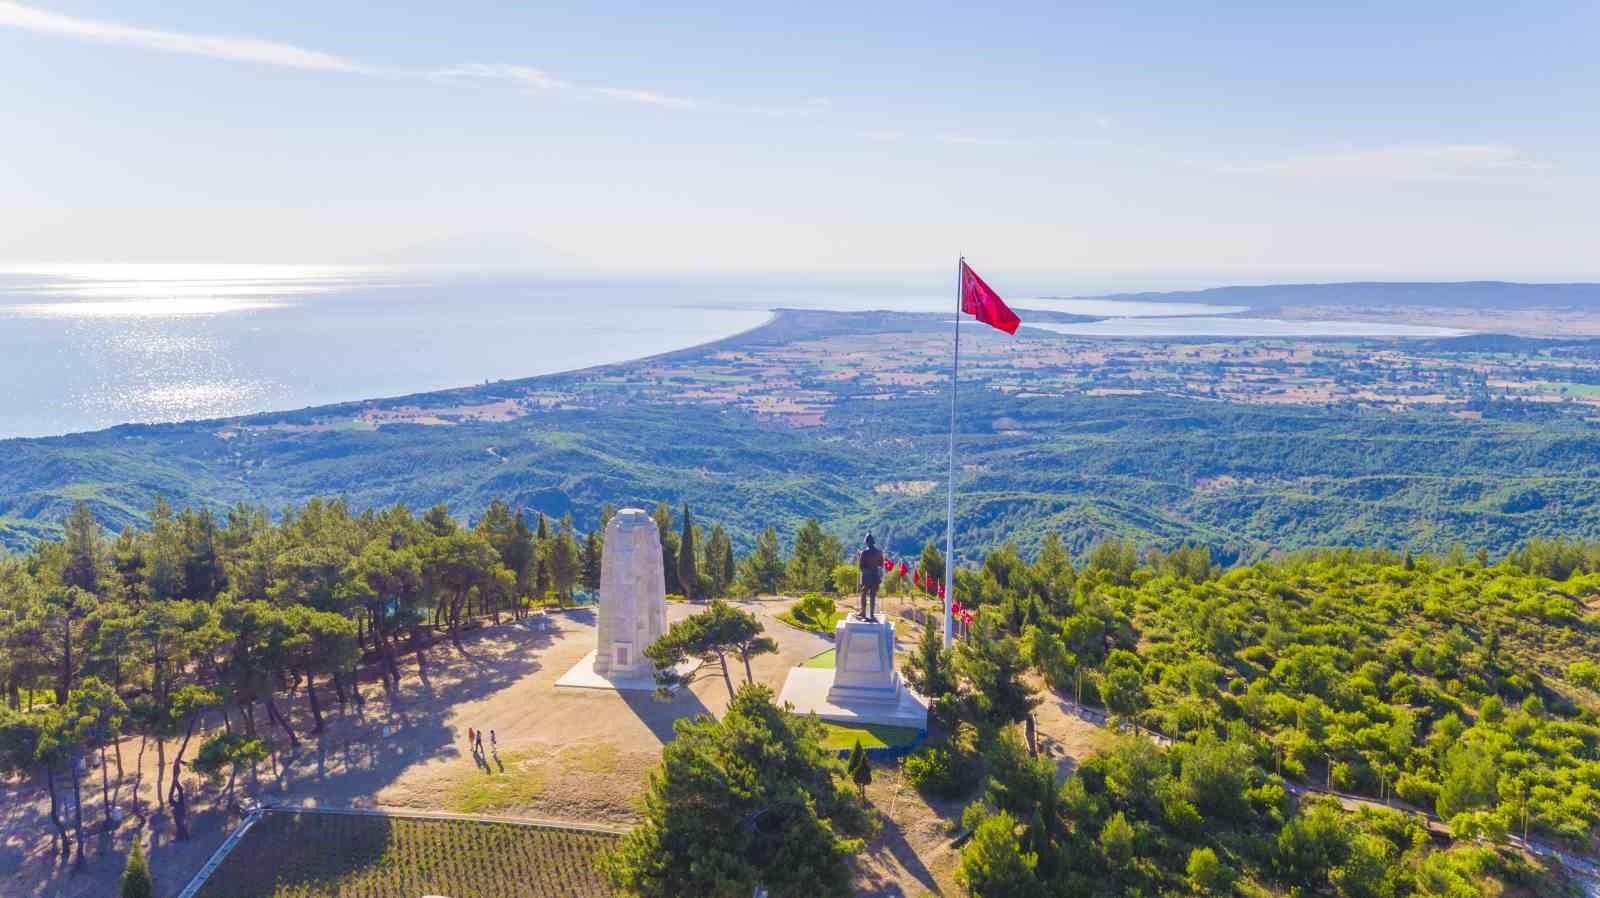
[{"x1": 0, "y1": 265, "x2": 1462, "y2": 440}]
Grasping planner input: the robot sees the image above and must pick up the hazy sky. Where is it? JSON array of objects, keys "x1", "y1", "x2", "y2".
[{"x1": 2, "y1": 1, "x2": 1597, "y2": 277}]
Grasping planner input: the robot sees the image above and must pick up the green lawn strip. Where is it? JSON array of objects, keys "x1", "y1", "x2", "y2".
[
  {"x1": 802, "y1": 648, "x2": 836, "y2": 669},
  {"x1": 812, "y1": 720, "x2": 920, "y2": 751}
]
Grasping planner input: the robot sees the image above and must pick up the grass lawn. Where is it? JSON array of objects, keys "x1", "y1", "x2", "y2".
[
  {"x1": 802, "y1": 648, "x2": 836, "y2": 669},
  {"x1": 446, "y1": 748, "x2": 548, "y2": 814},
  {"x1": 815, "y1": 720, "x2": 921, "y2": 751},
  {"x1": 777, "y1": 608, "x2": 843, "y2": 634},
  {"x1": 196, "y1": 811, "x2": 616, "y2": 898}
]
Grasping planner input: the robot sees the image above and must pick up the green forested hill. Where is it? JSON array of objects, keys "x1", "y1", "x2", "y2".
[{"x1": 3, "y1": 310, "x2": 1600, "y2": 559}]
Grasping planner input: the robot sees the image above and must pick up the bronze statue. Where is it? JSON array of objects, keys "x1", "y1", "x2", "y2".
[{"x1": 857, "y1": 533, "x2": 884, "y2": 620}]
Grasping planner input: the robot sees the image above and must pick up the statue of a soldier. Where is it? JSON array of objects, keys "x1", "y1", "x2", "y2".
[{"x1": 857, "y1": 533, "x2": 884, "y2": 620}]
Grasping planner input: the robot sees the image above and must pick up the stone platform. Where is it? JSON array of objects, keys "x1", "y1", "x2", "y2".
[
  {"x1": 555, "y1": 650, "x2": 701, "y2": 693},
  {"x1": 778, "y1": 614, "x2": 928, "y2": 731},
  {"x1": 779, "y1": 667, "x2": 930, "y2": 729}
]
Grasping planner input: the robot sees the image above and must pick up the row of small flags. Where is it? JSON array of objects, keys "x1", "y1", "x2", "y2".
[{"x1": 879, "y1": 555, "x2": 975, "y2": 628}]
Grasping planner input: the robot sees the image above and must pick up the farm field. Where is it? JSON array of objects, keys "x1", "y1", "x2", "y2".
[{"x1": 194, "y1": 812, "x2": 616, "y2": 898}]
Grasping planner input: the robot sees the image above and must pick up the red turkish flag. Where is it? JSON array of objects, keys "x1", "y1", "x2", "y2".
[
  {"x1": 960, "y1": 260, "x2": 1021, "y2": 335},
  {"x1": 884, "y1": 557, "x2": 894, "y2": 572},
  {"x1": 951, "y1": 601, "x2": 962, "y2": 615},
  {"x1": 914, "y1": 571, "x2": 924, "y2": 588},
  {"x1": 938, "y1": 582, "x2": 947, "y2": 599},
  {"x1": 898, "y1": 561, "x2": 909, "y2": 577}
]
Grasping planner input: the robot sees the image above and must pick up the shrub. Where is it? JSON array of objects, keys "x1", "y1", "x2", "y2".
[
  {"x1": 121, "y1": 840, "x2": 152, "y2": 898},
  {"x1": 1186, "y1": 846, "x2": 1233, "y2": 895},
  {"x1": 1395, "y1": 772, "x2": 1441, "y2": 809},
  {"x1": 904, "y1": 746, "x2": 979, "y2": 800},
  {"x1": 830, "y1": 564, "x2": 859, "y2": 595},
  {"x1": 1568, "y1": 660, "x2": 1600, "y2": 691},
  {"x1": 1099, "y1": 811, "x2": 1136, "y2": 868},
  {"x1": 780, "y1": 593, "x2": 841, "y2": 634}
]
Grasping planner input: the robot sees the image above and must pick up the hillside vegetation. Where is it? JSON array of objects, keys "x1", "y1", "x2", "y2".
[
  {"x1": 917, "y1": 534, "x2": 1600, "y2": 897},
  {"x1": 5, "y1": 311, "x2": 1600, "y2": 563}
]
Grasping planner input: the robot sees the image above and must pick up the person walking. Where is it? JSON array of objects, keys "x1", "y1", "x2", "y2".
[
  {"x1": 475, "y1": 729, "x2": 484, "y2": 753},
  {"x1": 857, "y1": 533, "x2": 884, "y2": 620},
  {"x1": 467, "y1": 727, "x2": 475, "y2": 750},
  {"x1": 490, "y1": 730, "x2": 496, "y2": 748}
]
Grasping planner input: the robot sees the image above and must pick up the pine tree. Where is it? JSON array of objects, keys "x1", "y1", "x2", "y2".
[
  {"x1": 703, "y1": 524, "x2": 734, "y2": 597},
  {"x1": 737, "y1": 527, "x2": 785, "y2": 596},
  {"x1": 787, "y1": 518, "x2": 837, "y2": 593},
  {"x1": 549, "y1": 518, "x2": 581, "y2": 604},
  {"x1": 121, "y1": 839, "x2": 152, "y2": 898},
  {"x1": 904, "y1": 618, "x2": 957, "y2": 708},
  {"x1": 678, "y1": 505, "x2": 698, "y2": 600},
  {"x1": 581, "y1": 531, "x2": 602, "y2": 593},
  {"x1": 848, "y1": 739, "x2": 871, "y2": 792}
]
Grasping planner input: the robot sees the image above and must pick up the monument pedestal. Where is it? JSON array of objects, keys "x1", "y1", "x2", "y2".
[{"x1": 779, "y1": 614, "x2": 928, "y2": 731}]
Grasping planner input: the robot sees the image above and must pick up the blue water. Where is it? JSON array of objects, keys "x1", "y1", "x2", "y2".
[
  {"x1": 0, "y1": 266, "x2": 937, "y2": 438},
  {"x1": 0, "y1": 265, "x2": 1462, "y2": 439}
]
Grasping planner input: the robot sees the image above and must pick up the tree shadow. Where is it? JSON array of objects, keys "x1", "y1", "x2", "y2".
[
  {"x1": 0, "y1": 618, "x2": 585, "y2": 894},
  {"x1": 619, "y1": 686, "x2": 713, "y2": 745},
  {"x1": 554, "y1": 607, "x2": 597, "y2": 627},
  {"x1": 869, "y1": 816, "x2": 942, "y2": 897},
  {"x1": 189, "y1": 811, "x2": 391, "y2": 898},
  {"x1": 249, "y1": 621, "x2": 549, "y2": 807}
]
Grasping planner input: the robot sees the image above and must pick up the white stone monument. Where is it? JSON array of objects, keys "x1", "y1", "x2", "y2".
[
  {"x1": 556, "y1": 508, "x2": 671, "y2": 691},
  {"x1": 779, "y1": 612, "x2": 928, "y2": 731}
]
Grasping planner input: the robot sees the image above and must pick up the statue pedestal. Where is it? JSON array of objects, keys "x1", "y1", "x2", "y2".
[
  {"x1": 779, "y1": 613, "x2": 928, "y2": 732},
  {"x1": 827, "y1": 615, "x2": 902, "y2": 704}
]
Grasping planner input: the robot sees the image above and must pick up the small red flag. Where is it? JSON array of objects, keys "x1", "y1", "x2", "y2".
[
  {"x1": 951, "y1": 601, "x2": 962, "y2": 615},
  {"x1": 960, "y1": 260, "x2": 1021, "y2": 335},
  {"x1": 914, "y1": 571, "x2": 923, "y2": 588},
  {"x1": 898, "y1": 561, "x2": 908, "y2": 577},
  {"x1": 884, "y1": 557, "x2": 893, "y2": 572},
  {"x1": 938, "y1": 582, "x2": 946, "y2": 599}
]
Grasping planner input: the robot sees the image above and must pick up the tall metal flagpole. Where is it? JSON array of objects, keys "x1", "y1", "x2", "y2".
[{"x1": 944, "y1": 256, "x2": 962, "y2": 649}]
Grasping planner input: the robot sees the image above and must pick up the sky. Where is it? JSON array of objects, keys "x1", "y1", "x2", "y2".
[{"x1": 2, "y1": 1, "x2": 1597, "y2": 278}]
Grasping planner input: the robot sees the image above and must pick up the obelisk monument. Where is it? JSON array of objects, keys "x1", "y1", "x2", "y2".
[{"x1": 593, "y1": 507, "x2": 667, "y2": 677}]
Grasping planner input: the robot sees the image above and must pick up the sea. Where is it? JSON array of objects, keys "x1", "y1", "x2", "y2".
[{"x1": 0, "y1": 265, "x2": 1466, "y2": 440}]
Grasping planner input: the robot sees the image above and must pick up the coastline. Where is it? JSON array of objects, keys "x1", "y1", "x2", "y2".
[{"x1": 0, "y1": 308, "x2": 793, "y2": 444}]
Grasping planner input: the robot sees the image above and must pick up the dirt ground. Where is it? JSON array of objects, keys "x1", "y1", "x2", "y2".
[{"x1": 1, "y1": 596, "x2": 1024, "y2": 898}]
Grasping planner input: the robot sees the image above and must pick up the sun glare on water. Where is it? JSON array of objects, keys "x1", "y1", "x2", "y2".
[
  {"x1": 6, "y1": 297, "x2": 287, "y2": 318},
  {"x1": 0, "y1": 263, "x2": 381, "y2": 319}
]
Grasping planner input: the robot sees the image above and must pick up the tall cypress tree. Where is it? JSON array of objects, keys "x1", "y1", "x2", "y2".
[
  {"x1": 534, "y1": 512, "x2": 551, "y2": 598},
  {"x1": 653, "y1": 502, "x2": 681, "y2": 595},
  {"x1": 678, "y1": 504, "x2": 698, "y2": 600}
]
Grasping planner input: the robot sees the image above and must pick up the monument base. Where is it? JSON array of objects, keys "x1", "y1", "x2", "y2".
[
  {"x1": 778, "y1": 614, "x2": 928, "y2": 731},
  {"x1": 555, "y1": 650, "x2": 700, "y2": 693},
  {"x1": 779, "y1": 667, "x2": 929, "y2": 730}
]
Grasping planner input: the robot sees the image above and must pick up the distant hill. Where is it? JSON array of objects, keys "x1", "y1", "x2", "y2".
[{"x1": 1084, "y1": 281, "x2": 1600, "y2": 311}]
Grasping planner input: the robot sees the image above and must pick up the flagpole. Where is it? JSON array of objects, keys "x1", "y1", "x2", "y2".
[{"x1": 944, "y1": 256, "x2": 961, "y2": 649}]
